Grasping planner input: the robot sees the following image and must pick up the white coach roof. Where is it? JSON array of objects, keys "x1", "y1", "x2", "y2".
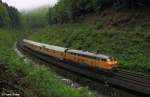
[{"x1": 23, "y1": 39, "x2": 67, "y2": 52}]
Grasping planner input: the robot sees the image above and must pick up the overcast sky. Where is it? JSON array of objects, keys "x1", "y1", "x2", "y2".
[{"x1": 2, "y1": 0, "x2": 58, "y2": 11}]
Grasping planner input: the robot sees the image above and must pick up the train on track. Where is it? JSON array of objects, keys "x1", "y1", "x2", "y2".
[{"x1": 22, "y1": 39, "x2": 118, "y2": 72}]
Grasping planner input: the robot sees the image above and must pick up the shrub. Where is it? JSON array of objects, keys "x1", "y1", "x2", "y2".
[{"x1": 95, "y1": 21, "x2": 104, "y2": 29}]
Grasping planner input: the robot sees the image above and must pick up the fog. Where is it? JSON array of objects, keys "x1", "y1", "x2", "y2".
[{"x1": 2, "y1": 0, "x2": 58, "y2": 11}]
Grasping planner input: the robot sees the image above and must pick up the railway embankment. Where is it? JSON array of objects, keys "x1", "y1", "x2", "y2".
[
  {"x1": 18, "y1": 40, "x2": 150, "y2": 96},
  {"x1": 0, "y1": 64, "x2": 25, "y2": 97},
  {"x1": 0, "y1": 29, "x2": 96, "y2": 97}
]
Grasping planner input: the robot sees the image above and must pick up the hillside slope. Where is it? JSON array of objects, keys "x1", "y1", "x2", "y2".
[
  {"x1": 29, "y1": 9, "x2": 150, "y2": 74},
  {"x1": 0, "y1": 28, "x2": 96, "y2": 97}
]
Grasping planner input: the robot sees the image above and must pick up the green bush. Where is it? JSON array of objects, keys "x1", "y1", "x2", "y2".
[{"x1": 95, "y1": 21, "x2": 104, "y2": 29}]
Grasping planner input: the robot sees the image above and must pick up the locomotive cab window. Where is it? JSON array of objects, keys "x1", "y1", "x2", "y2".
[
  {"x1": 101, "y1": 59, "x2": 107, "y2": 61},
  {"x1": 109, "y1": 57, "x2": 115, "y2": 61}
]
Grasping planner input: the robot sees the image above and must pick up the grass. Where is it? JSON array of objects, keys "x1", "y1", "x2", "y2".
[
  {"x1": 29, "y1": 20, "x2": 150, "y2": 74},
  {"x1": 0, "y1": 28, "x2": 96, "y2": 97}
]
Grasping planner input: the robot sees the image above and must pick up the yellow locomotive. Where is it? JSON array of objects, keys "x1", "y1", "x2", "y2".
[{"x1": 22, "y1": 39, "x2": 118, "y2": 71}]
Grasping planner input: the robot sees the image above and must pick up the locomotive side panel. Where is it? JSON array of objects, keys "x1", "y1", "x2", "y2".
[
  {"x1": 65, "y1": 50, "x2": 117, "y2": 70},
  {"x1": 65, "y1": 52, "x2": 98, "y2": 68},
  {"x1": 97, "y1": 60, "x2": 112, "y2": 70}
]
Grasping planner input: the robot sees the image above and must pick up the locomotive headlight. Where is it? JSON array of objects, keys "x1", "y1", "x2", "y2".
[{"x1": 114, "y1": 61, "x2": 118, "y2": 64}]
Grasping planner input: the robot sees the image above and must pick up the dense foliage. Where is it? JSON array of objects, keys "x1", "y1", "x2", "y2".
[
  {"x1": 48, "y1": 0, "x2": 150, "y2": 24},
  {"x1": 0, "y1": 0, "x2": 20, "y2": 28},
  {"x1": 23, "y1": 6, "x2": 49, "y2": 28}
]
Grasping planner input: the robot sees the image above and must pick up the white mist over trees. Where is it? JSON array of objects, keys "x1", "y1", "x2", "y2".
[{"x1": 2, "y1": 0, "x2": 58, "y2": 11}]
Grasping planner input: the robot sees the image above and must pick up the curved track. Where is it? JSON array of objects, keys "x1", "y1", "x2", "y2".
[
  {"x1": 116, "y1": 70, "x2": 150, "y2": 86},
  {"x1": 17, "y1": 41, "x2": 150, "y2": 96}
]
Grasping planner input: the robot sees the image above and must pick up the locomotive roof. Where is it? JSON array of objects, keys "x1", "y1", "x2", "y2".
[
  {"x1": 23, "y1": 39, "x2": 67, "y2": 52},
  {"x1": 68, "y1": 49, "x2": 110, "y2": 59}
]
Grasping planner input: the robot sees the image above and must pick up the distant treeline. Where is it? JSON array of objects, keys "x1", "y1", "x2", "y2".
[
  {"x1": 23, "y1": 6, "x2": 49, "y2": 29},
  {"x1": 0, "y1": 0, "x2": 20, "y2": 28},
  {"x1": 48, "y1": 0, "x2": 150, "y2": 24}
]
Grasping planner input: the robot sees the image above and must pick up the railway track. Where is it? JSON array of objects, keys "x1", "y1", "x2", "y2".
[
  {"x1": 113, "y1": 69, "x2": 150, "y2": 94},
  {"x1": 116, "y1": 70, "x2": 150, "y2": 86},
  {"x1": 17, "y1": 41, "x2": 150, "y2": 97}
]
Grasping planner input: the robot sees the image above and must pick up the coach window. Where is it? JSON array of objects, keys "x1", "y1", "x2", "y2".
[{"x1": 102, "y1": 59, "x2": 107, "y2": 61}]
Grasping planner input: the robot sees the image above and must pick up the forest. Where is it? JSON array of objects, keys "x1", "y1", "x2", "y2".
[
  {"x1": 1, "y1": 0, "x2": 150, "y2": 28},
  {"x1": 48, "y1": 0, "x2": 150, "y2": 24},
  {"x1": 1, "y1": 0, "x2": 149, "y2": 28},
  {"x1": 0, "y1": 0, "x2": 20, "y2": 28}
]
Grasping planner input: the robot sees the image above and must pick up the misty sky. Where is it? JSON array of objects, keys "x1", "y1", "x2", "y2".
[{"x1": 2, "y1": 0, "x2": 58, "y2": 11}]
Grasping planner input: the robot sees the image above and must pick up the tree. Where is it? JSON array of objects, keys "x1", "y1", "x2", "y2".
[
  {"x1": 48, "y1": 0, "x2": 150, "y2": 25},
  {"x1": 7, "y1": 6, "x2": 21, "y2": 27},
  {"x1": 0, "y1": 2, "x2": 10, "y2": 27},
  {"x1": 0, "y1": 2, "x2": 20, "y2": 28}
]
